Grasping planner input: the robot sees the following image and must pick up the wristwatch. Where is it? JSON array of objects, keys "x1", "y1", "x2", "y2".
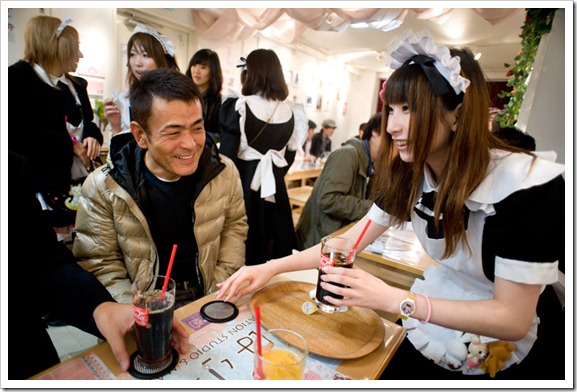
[{"x1": 398, "y1": 291, "x2": 416, "y2": 320}]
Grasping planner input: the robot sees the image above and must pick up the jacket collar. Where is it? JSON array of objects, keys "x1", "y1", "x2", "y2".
[{"x1": 109, "y1": 138, "x2": 225, "y2": 205}]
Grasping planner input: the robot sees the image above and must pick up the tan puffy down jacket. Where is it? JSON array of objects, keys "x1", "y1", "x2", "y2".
[{"x1": 73, "y1": 155, "x2": 248, "y2": 303}]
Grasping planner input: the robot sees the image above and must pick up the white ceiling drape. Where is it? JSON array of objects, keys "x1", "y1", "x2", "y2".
[{"x1": 191, "y1": 8, "x2": 520, "y2": 44}]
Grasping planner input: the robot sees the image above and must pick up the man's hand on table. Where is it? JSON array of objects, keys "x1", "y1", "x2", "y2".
[{"x1": 93, "y1": 302, "x2": 191, "y2": 372}]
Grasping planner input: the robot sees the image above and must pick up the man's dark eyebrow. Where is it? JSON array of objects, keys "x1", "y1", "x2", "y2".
[
  {"x1": 192, "y1": 118, "x2": 204, "y2": 126},
  {"x1": 161, "y1": 117, "x2": 204, "y2": 131}
]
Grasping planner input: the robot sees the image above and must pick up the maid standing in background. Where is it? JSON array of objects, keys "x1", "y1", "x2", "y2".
[
  {"x1": 8, "y1": 15, "x2": 103, "y2": 239},
  {"x1": 220, "y1": 49, "x2": 307, "y2": 265},
  {"x1": 186, "y1": 48, "x2": 224, "y2": 144},
  {"x1": 103, "y1": 24, "x2": 179, "y2": 160}
]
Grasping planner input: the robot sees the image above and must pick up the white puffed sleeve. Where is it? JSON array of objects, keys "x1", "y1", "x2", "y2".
[{"x1": 287, "y1": 102, "x2": 308, "y2": 151}]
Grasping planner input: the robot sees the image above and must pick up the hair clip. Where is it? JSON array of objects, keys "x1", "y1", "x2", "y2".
[
  {"x1": 236, "y1": 57, "x2": 247, "y2": 71},
  {"x1": 386, "y1": 29, "x2": 470, "y2": 95},
  {"x1": 133, "y1": 24, "x2": 175, "y2": 57},
  {"x1": 55, "y1": 16, "x2": 72, "y2": 38}
]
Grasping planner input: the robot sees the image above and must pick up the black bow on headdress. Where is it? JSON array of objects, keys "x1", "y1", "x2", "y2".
[{"x1": 403, "y1": 54, "x2": 450, "y2": 97}]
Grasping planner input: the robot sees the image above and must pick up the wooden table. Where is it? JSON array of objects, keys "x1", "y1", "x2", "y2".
[
  {"x1": 285, "y1": 161, "x2": 323, "y2": 188},
  {"x1": 285, "y1": 161, "x2": 323, "y2": 221},
  {"x1": 31, "y1": 271, "x2": 405, "y2": 381}
]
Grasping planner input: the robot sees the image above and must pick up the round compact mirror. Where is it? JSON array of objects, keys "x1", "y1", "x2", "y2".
[{"x1": 200, "y1": 300, "x2": 239, "y2": 323}]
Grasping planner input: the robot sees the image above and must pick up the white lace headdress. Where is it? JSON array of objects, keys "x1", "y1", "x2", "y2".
[
  {"x1": 55, "y1": 17, "x2": 72, "y2": 37},
  {"x1": 133, "y1": 24, "x2": 175, "y2": 57},
  {"x1": 386, "y1": 29, "x2": 470, "y2": 95}
]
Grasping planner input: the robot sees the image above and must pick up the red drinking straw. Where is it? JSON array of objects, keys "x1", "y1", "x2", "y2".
[
  {"x1": 346, "y1": 219, "x2": 371, "y2": 262},
  {"x1": 254, "y1": 306, "x2": 264, "y2": 379},
  {"x1": 162, "y1": 244, "x2": 178, "y2": 295}
]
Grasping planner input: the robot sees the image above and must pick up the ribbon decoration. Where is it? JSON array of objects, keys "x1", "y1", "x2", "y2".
[
  {"x1": 403, "y1": 54, "x2": 451, "y2": 97},
  {"x1": 55, "y1": 17, "x2": 72, "y2": 37}
]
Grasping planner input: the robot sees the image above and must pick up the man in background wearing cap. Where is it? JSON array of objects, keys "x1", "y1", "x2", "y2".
[{"x1": 310, "y1": 119, "x2": 337, "y2": 160}]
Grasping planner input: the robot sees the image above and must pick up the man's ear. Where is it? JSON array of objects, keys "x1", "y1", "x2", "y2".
[
  {"x1": 130, "y1": 122, "x2": 148, "y2": 149},
  {"x1": 450, "y1": 103, "x2": 463, "y2": 132}
]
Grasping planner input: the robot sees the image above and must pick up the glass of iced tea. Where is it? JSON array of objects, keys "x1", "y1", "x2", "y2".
[
  {"x1": 254, "y1": 329, "x2": 308, "y2": 380},
  {"x1": 314, "y1": 236, "x2": 356, "y2": 313}
]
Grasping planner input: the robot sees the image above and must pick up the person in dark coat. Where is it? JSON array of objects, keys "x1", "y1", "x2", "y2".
[
  {"x1": 186, "y1": 48, "x2": 224, "y2": 144},
  {"x1": 8, "y1": 150, "x2": 190, "y2": 380},
  {"x1": 310, "y1": 119, "x2": 337, "y2": 160},
  {"x1": 8, "y1": 15, "x2": 103, "y2": 230}
]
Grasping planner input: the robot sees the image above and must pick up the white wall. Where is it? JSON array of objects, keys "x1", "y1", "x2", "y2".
[
  {"x1": 195, "y1": 35, "x2": 379, "y2": 148},
  {"x1": 7, "y1": 7, "x2": 380, "y2": 151},
  {"x1": 517, "y1": 9, "x2": 566, "y2": 164}
]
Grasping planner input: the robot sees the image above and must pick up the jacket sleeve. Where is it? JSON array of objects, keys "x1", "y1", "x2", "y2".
[
  {"x1": 73, "y1": 170, "x2": 134, "y2": 303},
  {"x1": 212, "y1": 160, "x2": 248, "y2": 287},
  {"x1": 74, "y1": 76, "x2": 104, "y2": 145},
  {"x1": 317, "y1": 148, "x2": 372, "y2": 221},
  {"x1": 9, "y1": 62, "x2": 73, "y2": 192}
]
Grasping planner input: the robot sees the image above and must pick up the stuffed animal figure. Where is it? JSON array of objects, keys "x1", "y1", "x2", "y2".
[
  {"x1": 481, "y1": 340, "x2": 516, "y2": 377},
  {"x1": 442, "y1": 332, "x2": 473, "y2": 370},
  {"x1": 466, "y1": 335, "x2": 488, "y2": 369},
  {"x1": 64, "y1": 183, "x2": 82, "y2": 211}
]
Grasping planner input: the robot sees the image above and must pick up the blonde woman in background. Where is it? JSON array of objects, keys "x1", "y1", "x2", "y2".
[{"x1": 8, "y1": 15, "x2": 103, "y2": 235}]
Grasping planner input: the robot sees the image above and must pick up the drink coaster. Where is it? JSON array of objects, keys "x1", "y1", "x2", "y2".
[
  {"x1": 128, "y1": 347, "x2": 179, "y2": 379},
  {"x1": 200, "y1": 300, "x2": 239, "y2": 323}
]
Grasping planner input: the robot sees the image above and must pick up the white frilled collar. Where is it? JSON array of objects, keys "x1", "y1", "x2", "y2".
[
  {"x1": 422, "y1": 149, "x2": 565, "y2": 214},
  {"x1": 32, "y1": 63, "x2": 59, "y2": 88}
]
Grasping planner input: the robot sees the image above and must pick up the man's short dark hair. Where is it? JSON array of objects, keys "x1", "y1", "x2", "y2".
[
  {"x1": 129, "y1": 69, "x2": 203, "y2": 131},
  {"x1": 362, "y1": 112, "x2": 382, "y2": 140},
  {"x1": 308, "y1": 120, "x2": 317, "y2": 130}
]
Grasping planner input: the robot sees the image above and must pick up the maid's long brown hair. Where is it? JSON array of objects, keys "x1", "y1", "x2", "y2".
[{"x1": 372, "y1": 48, "x2": 525, "y2": 258}]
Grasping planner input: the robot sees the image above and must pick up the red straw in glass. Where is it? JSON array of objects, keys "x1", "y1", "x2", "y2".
[
  {"x1": 346, "y1": 219, "x2": 371, "y2": 262},
  {"x1": 254, "y1": 306, "x2": 264, "y2": 380},
  {"x1": 162, "y1": 244, "x2": 178, "y2": 296}
]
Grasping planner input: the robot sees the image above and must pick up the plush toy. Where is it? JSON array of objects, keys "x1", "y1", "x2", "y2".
[
  {"x1": 481, "y1": 340, "x2": 516, "y2": 377},
  {"x1": 466, "y1": 335, "x2": 488, "y2": 369},
  {"x1": 442, "y1": 332, "x2": 473, "y2": 370},
  {"x1": 64, "y1": 183, "x2": 82, "y2": 211}
]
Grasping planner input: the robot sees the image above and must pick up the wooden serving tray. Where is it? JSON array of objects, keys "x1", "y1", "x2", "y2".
[{"x1": 249, "y1": 281, "x2": 385, "y2": 359}]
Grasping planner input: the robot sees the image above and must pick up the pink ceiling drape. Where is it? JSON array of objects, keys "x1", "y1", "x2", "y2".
[{"x1": 191, "y1": 8, "x2": 521, "y2": 43}]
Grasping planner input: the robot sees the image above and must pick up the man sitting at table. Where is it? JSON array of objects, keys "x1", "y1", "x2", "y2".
[
  {"x1": 8, "y1": 151, "x2": 190, "y2": 379},
  {"x1": 309, "y1": 119, "x2": 337, "y2": 160},
  {"x1": 73, "y1": 69, "x2": 248, "y2": 307},
  {"x1": 295, "y1": 112, "x2": 382, "y2": 249}
]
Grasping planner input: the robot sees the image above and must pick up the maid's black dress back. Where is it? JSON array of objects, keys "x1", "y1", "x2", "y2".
[{"x1": 237, "y1": 104, "x2": 296, "y2": 265}]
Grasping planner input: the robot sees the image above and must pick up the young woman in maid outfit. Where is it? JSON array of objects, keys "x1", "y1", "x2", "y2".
[
  {"x1": 219, "y1": 49, "x2": 307, "y2": 266},
  {"x1": 216, "y1": 30, "x2": 565, "y2": 380},
  {"x1": 103, "y1": 24, "x2": 179, "y2": 160}
]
